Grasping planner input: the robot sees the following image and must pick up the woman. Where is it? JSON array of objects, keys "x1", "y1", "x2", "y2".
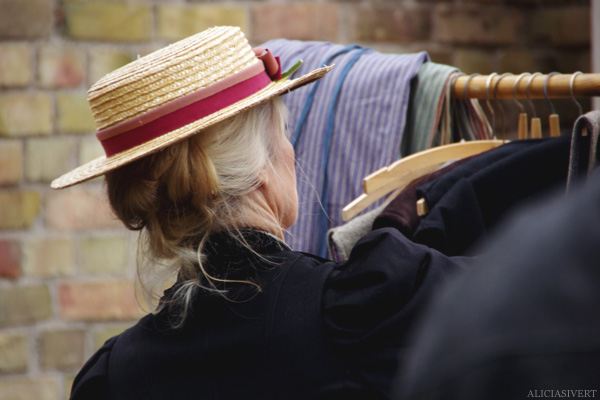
[{"x1": 53, "y1": 26, "x2": 468, "y2": 399}]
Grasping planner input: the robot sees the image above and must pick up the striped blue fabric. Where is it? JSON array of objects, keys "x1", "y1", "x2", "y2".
[{"x1": 262, "y1": 39, "x2": 428, "y2": 256}]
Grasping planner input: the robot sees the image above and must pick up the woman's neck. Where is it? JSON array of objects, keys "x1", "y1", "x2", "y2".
[{"x1": 230, "y1": 190, "x2": 286, "y2": 241}]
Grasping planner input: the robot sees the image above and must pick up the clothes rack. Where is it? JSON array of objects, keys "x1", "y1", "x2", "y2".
[
  {"x1": 341, "y1": 72, "x2": 600, "y2": 222},
  {"x1": 453, "y1": 72, "x2": 600, "y2": 100}
]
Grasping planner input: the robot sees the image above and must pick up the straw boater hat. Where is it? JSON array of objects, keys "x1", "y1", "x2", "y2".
[{"x1": 51, "y1": 26, "x2": 332, "y2": 189}]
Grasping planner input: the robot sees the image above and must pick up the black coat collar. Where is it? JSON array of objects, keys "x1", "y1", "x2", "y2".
[
  {"x1": 203, "y1": 228, "x2": 291, "y2": 264},
  {"x1": 159, "y1": 229, "x2": 291, "y2": 321}
]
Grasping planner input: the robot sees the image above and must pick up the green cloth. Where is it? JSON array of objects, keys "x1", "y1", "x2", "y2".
[{"x1": 402, "y1": 62, "x2": 492, "y2": 156}]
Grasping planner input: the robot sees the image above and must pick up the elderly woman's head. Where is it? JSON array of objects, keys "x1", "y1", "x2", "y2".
[
  {"x1": 51, "y1": 26, "x2": 331, "y2": 322},
  {"x1": 104, "y1": 97, "x2": 295, "y2": 256},
  {"x1": 103, "y1": 97, "x2": 297, "y2": 318}
]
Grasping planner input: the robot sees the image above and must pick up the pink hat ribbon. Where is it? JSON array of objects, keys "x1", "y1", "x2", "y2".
[{"x1": 96, "y1": 48, "x2": 282, "y2": 157}]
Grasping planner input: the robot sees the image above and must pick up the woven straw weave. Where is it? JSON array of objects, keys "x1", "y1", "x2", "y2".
[
  {"x1": 88, "y1": 26, "x2": 257, "y2": 130},
  {"x1": 51, "y1": 26, "x2": 333, "y2": 189}
]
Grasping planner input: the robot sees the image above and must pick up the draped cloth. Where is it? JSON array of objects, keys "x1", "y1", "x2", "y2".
[{"x1": 261, "y1": 39, "x2": 428, "y2": 256}]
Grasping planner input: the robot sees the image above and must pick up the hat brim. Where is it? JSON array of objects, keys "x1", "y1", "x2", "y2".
[{"x1": 51, "y1": 65, "x2": 333, "y2": 190}]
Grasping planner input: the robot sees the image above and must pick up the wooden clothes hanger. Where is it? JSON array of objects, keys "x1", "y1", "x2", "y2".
[
  {"x1": 544, "y1": 72, "x2": 561, "y2": 138},
  {"x1": 525, "y1": 72, "x2": 543, "y2": 138},
  {"x1": 341, "y1": 72, "x2": 600, "y2": 222},
  {"x1": 570, "y1": 72, "x2": 587, "y2": 137},
  {"x1": 492, "y1": 72, "x2": 514, "y2": 141},
  {"x1": 342, "y1": 139, "x2": 505, "y2": 221},
  {"x1": 512, "y1": 73, "x2": 530, "y2": 140}
]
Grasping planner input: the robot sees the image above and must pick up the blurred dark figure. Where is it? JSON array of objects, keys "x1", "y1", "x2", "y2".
[{"x1": 395, "y1": 169, "x2": 600, "y2": 399}]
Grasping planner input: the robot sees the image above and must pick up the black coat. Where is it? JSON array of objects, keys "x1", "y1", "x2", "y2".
[
  {"x1": 395, "y1": 169, "x2": 600, "y2": 399},
  {"x1": 70, "y1": 228, "x2": 469, "y2": 400},
  {"x1": 413, "y1": 133, "x2": 575, "y2": 256}
]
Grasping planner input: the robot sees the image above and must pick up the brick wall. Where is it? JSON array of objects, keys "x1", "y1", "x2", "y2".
[{"x1": 0, "y1": 0, "x2": 592, "y2": 399}]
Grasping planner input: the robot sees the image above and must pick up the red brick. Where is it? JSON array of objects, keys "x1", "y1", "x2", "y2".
[
  {"x1": 0, "y1": 376, "x2": 60, "y2": 400},
  {"x1": 349, "y1": 5, "x2": 431, "y2": 43},
  {"x1": 0, "y1": 93, "x2": 53, "y2": 137},
  {"x1": 79, "y1": 235, "x2": 130, "y2": 275},
  {"x1": 422, "y1": 47, "x2": 453, "y2": 66},
  {"x1": 455, "y1": 49, "x2": 495, "y2": 74},
  {"x1": 63, "y1": 1, "x2": 152, "y2": 42},
  {"x1": 22, "y1": 237, "x2": 75, "y2": 278},
  {"x1": 499, "y1": 49, "x2": 536, "y2": 75},
  {"x1": 59, "y1": 280, "x2": 145, "y2": 321},
  {"x1": 0, "y1": 140, "x2": 23, "y2": 186},
  {"x1": 0, "y1": 190, "x2": 41, "y2": 230},
  {"x1": 530, "y1": 7, "x2": 590, "y2": 47},
  {"x1": 38, "y1": 46, "x2": 85, "y2": 88},
  {"x1": 0, "y1": 43, "x2": 32, "y2": 87},
  {"x1": 89, "y1": 48, "x2": 133, "y2": 85},
  {"x1": 0, "y1": 0, "x2": 53, "y2": 39},
  {"x1": 0, "y1": 332, "x2": 28, "y2": 373},
  {"x1": 157, "y1": 5, "x2": 248, "y2": 41},
  {"x1": 0, "y1": 239, "x2": 20, "y2": 279},
  {"x1": 56, "y1": 93, "x2": 96, "y2": 134},
  {"x1": 0, "y1": 284, "x2": 52, "y2": 327},
  {"x1": 45, "y1": 186, "x2": 122, "y2": 231},
  {"x1": 251, "y1": 3, "x2": 340, "y2": 44},
  {"x1": 552, "y1": 51, "x2": 591, "y2": 77},
  {"x1": 25, "y1": 137, "x2": 75, "y2": 183},
  {"x1": 40, "y1": 329, "x2": 86, "y2": 371},
  {"x1": 434, "y1": 5, "x2": 523, "y2": 45}
]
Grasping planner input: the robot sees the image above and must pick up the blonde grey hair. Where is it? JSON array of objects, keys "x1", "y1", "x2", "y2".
[{"x1": 105, "y1": 97, "x2": 290, "y2": 326}]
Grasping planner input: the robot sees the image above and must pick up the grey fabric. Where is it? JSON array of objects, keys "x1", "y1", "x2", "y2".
[
  {"x1": 327, "y1": 200, "x2": 390, "y2": 261},
  {"x1": 567, "y1": 110, "x2": 600, "y2": 191}
]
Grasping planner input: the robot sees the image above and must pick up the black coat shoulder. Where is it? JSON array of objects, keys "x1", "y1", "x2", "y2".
[{"x1": 71, "y1": 229, "x2": 469, "y2": 400}]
